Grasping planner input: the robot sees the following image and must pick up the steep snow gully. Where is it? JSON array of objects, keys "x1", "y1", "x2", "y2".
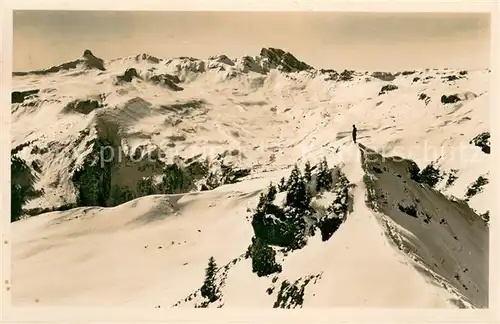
[{"x1": 10, "y1": 49, "x2": 490, "y2": 309}]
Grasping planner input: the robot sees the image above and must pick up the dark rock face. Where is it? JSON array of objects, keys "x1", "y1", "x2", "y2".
[
  {"x1": 320, "y1": 69, "x2": 339, "y2": 81},
  {"x1": 319, "y1": 69, "x2": 356, "y2": 82},
  {"x1": 135, "y1": 53, "x2": 160, "y2": 64},
  {"x1": 118, "y1": 68, "x2": 140, "y2": 83},
  {"x1": 214, "y1": 54, "x2": 234, "y2": 66},
  {"x1": 69, "y1": 117, "x2": 249, "y2": 209},
  {"x1": 150, "y1": 74, "x2": 184, "y2": 91},
  {"x1": 465, "y1": 176, "x2": 489, "y2": 200},
  {"x1": 442, "y1": 75, "x2": 460, "y2": 82},
  {"x1": 12, "y1": 89, "x2": 40, "y2": 104},
  {"x1": 339, "y1": 70, "x2": 355, "y2": 81},
  {"x1": 441, "y1": 94, "x2": 461, "y2": 104},
  {"x1": 71, "y1": 119, "x2": 121, "y2": 207},
  {"x1": 82, "y1": 49, "x2": 106, "y2": 71},
  {"x1": 378, "y1": 84, "x2": 399, "y2": 95},
  {"x1": 63, "y1": 99, "x2": 103, "y2": 114},
  {"x1": 260, "y1": 47, "x2": 313, "y2": 72},
  {"x1": 470, "y1": 132, "x2": 490, "y2": 154},
  {"x1": 241, "y1": 56, "x2": 268, "y2": 74},
  {"x1": 371, "y1": 71, "x2": 396, "y2": 81}
]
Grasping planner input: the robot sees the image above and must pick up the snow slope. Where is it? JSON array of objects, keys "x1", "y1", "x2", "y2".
[{"x1": 10, "y1": 49, "x2": 491, "y2": 308}]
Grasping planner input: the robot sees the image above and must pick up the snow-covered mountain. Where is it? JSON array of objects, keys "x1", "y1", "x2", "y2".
[{"x1": 10, "y1": 48, "x2": 490, "y2": 309}]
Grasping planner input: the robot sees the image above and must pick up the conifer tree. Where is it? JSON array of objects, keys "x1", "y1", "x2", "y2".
[
  {"x1": 11, "y1": 183, "x2": 24, "y2": 222},
  {"x1": 255, "y1": 192, "x2": 266, "y2": 212},
  {"x1": 250, "y1": 237, "x2": 282, "y2": 277},
  {"x1": 137, "y1": 177, "x2": 156, "y2": 196},
  {"x1": 286, "y1": 165, "x2": 310, "y2": 211},
  {"x1": 304, "y1": 161, "x2": 312, "y2": 183},
  {"x1": 278, "y1": 177, "x2": 287, "y2": 192},
  {"x1": 316, "y1": 157, "x2": 333, "y2": 192},
  {"x1": 200, "y1": 256, "x2": 219, "y2": 302},
  {"x1": 161, "y1": 164, "x2": 187, "y2": 194},
  {"x1": 286, "y1": 164, "x2": 300, "y2": 190},
  {"x1": 267, "y1": 182, "x2": 278, "y2": 202},
  {"x1": 328, "y1": 170, "x2": 349, "y2": 220}
]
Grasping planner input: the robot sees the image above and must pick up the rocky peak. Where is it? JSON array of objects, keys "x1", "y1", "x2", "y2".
[
  {"x1": 259, "y1": 47, "x2": 313, "y2": 72},
  {"x1": 135, "y1": 53, "x2": 161, "y2": 64},
  {"x1": 81, "y1": 49, "x2": 106, "y2": 71},
  {"x1": 83, "y1": 49, "x2": 94, "y2": 57}
]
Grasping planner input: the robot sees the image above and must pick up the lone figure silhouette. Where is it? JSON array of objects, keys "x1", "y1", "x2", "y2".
[{"x1": 352, "y1": 125, "x2": 357, "y2": 144}]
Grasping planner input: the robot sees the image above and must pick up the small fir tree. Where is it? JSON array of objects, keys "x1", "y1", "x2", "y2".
[
  {"x1": 304, "y1": 161, "x2": 312, "y2": 183},
  {"x1": 286, "y1": 165, "x2": 310, "y2": 211},
  {"x1": 316, "y1": 158, "x2": 333, "y2": 192},
  {"x1": 200, "y1": 256, "x2": 219, "y2": 303},
  {"x1": 278, "y1": 177, "x2": 287, "y2": 192}
]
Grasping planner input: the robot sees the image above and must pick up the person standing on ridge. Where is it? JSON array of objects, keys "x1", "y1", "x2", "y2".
[{"x1": 352, "y1": 125, "x2": 357, "y2": 143}]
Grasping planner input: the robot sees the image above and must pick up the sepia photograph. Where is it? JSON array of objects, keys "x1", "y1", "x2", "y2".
[{"x1": 5, "y1": 6, "x2": 495, "y2": 316}]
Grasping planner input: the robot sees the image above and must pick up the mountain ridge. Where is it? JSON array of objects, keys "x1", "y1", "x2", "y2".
[
  {"x1": 13, "y1": 48, "x2": 489, "y2": 77},
  {"x1": 11, "y1": 48, "x2": 491, "y2": 309}
]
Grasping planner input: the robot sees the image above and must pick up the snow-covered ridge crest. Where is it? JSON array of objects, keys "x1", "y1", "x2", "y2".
[
  {"x1": 11, "y1": 142, "x2": 488, "y2": 308},
  {"x1": 13, "y1": 47, "x2": 489, "y2": 83}
]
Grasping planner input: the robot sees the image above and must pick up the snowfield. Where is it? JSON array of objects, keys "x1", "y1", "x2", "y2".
[{"x1": 10, "y1": 49, "x2": 491, "y2": 309}]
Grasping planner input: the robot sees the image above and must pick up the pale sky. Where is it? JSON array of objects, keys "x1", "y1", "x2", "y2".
[{"x1": 13, "y1": 11, "x2": 491, "y2": 72}]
